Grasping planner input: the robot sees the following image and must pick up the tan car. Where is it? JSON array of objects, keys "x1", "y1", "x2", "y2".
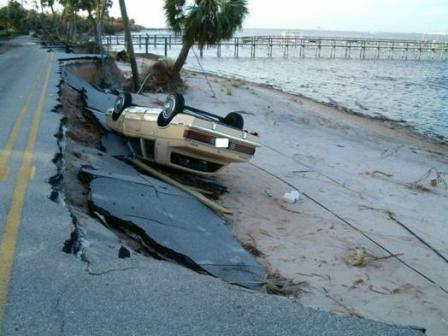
[{"x1": 105, "y1": 93, "x2": 260, "y2": 175}]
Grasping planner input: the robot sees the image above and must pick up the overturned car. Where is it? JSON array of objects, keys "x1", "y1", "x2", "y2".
[{"x1": 106, "y1": 93, "x2": 260, "y2": 175}]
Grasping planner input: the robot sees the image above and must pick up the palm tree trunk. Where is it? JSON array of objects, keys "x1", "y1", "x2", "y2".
[
  {"x1": 87, "y1": 10, "x2": 99, "y2": 49},
  {"x1": 96, "y1": 0, "x2": 107, "y2": 54},
  {"x1": 118, "y1": 0, "x2": 139, "y2": 91},
  {"x1": 173, "y1": 40, "x2": 193, "y2": 74}
]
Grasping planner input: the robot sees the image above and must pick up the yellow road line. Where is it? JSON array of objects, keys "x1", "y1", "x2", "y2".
[
  {"x1": 0, "y1": 60, "x2": 53, "y2": 328},
  {"x1": 0, "y1": 55, "x2": 49, "y2": 181}
]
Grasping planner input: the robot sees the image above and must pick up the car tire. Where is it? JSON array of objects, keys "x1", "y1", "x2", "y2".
[
  {"x1": 224, "y1": 112, "x2": 244, "y2": 130},
  {"x1": 112, "y1": 92, "x2": 132, "y2": 121},
  {"x1": 157, "y1": 93, "x2": 185, "y2": 127}
]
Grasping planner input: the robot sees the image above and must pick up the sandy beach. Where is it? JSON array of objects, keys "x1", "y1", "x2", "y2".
[{"x1": 115, "y1": 57, "x2": 448, "y2": 335}]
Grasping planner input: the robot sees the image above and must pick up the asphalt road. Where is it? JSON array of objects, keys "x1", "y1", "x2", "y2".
[{"x1": 0, "y1": 36, "x2": 424, "y2": 336}]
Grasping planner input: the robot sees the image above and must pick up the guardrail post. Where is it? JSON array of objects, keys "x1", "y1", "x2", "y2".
[
  {"x1": 164, "y1": 37, "x2": 168, "y2": 57},
  {"x1": 145, "y1": 34, "x2": 149, "y2": 54},
  {"x1": 403, "y1": 43, "x2": 408, "y2": 60},
  {"x1": 251, "y1": 37, "x2": 255, "y2": 58},
  {"x1": 234, "y1": 37, "x2": 239, "y2": 57},
  {"x1": 388, "y1": 42, "x2": 394, "y2": 59},
  {"x1": 283, "y1": 38, "x2": 289, "y2": 57},
  {"x1": 268, "y1": 38, "x2": 273, "y2": 57}
]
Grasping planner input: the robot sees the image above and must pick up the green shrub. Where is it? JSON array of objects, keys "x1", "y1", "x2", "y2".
[{"x1": 0, "y1": 30, "x2": 11, "y2": 39}]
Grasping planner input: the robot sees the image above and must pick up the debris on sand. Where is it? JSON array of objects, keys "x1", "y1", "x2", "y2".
[
  {"x1": 264, "y1": 272, "x2": 308, "y2": 297},
  {"x1": 140, "y1": 59, "x2": 183, "y2": 92},
  {"x1": 364, "y1": 170, "x2": 393, "y2": 178},
  {"x1": 241, "y1": 234, "x2": 265, "y2": 258},
  {"x1": 283, "y1": 190, "x2": 300, "y2": 204},
  {"x1": 115, "y1": 50, "x2": 129, "y2": 62},
  {"x1": 343, "y1": 247, "x2": 365, "y2": 267},
  {"x1": 221, "y1": 83, "x2": 233, "y2": 96},
  {"x1": 343, "y1": 247, "x2": 404, "y2": 267},
  {"x1": 407, "y1": 167, "x2": 447, "y2": 193}
]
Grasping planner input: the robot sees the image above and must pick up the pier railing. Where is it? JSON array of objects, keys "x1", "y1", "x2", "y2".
[{"x1": 104, "y1": 33, "x2": 448, "y2": 60}]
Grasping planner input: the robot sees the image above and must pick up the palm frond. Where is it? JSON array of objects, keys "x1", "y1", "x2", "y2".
[
  {"x1": 164, "y1": 0, "x2": 248, "y2": 46},
  {"x1": 163, "y1": 0, "x2": 186, "y2": 33}
]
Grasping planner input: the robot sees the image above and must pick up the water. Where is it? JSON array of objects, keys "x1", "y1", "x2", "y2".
[{"x1": 130, "y1": 29, "x2": 448, "y2": 141}]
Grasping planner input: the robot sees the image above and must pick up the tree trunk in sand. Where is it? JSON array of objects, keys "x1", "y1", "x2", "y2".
[
  {"x1": 172, "y1": 40, "x2": 194, "y2": 75},
  {"x1": 87, "y1": 10, "x2": 99, "y2": 49},
  {"x1": 118, "y1": 0, "x2": 139, "y2": 92},
  {"x1": 96, "y1": 0, "x2": 107, "y2": 54}
]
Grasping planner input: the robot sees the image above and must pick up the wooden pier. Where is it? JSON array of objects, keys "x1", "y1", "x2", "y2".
[{"x1": 104, "y1": 33, "x2": 448, "y2": 61}]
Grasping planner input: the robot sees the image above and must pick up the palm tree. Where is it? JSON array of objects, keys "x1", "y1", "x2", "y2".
[
  {"x1": 118, "y1": 0, "x2": 139, "y2": 91},
  {"x1": 164, "y1": 0, "x2": 248, "y2": 74}
]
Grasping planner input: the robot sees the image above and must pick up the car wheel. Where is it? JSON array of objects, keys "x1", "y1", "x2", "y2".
[
  {"x1": 112, "y1": 92, "x2": 132, "y2": 121},
  {"x1": 157, "y1": 93, "x2": 185, "y2": 127},
  {"x1": 223, "y1": 112, "x2": 244, "y2": 130}
]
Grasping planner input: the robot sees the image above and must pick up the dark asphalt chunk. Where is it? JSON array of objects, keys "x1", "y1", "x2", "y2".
[
  {"x1": 63, "y1": 68, "x2": 116, "y2": 115},
  {"x1": 81, "y1": 158, "x2": 266, "y2": 289},
  {"x1": 100, "y1": 132, "x2": 132, "y2": 157},
  {"x1": 118, "y1": 246, "x2": 131, "y2": 259},
  {"x1": 63, "y1": 68, "x2": 89, "y2": 92},
  {"x1": 89, "y1": 176, "x2": 266, "y2": 289},
  {"x1": 63, "y1": 63, "x2": 116, "y2": 130},
  {"x1": 84, "y1": 86, "x2": 116, "y2": 115},
  {"x1": 85, "y1": 107, "x2": 108, "y2": 129}
]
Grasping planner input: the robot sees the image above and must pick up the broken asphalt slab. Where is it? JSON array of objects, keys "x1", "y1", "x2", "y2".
[{"x1": 81, "y1": 156, "x2": 266, "y2": 289}]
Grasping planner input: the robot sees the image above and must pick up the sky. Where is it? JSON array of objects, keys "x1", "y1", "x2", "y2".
[
  {"x1": 1, "y1": 0, "x2": 447, "y2": 34},
  {"x1": 108, "y1": 0, "x2": 448, "y2": 34}
]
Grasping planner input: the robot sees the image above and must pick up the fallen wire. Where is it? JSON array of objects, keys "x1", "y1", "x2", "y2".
[
  {"x1": 263, "y1": 144, "x2": 363, "y2": 198},
  {"x1": 387, "y1": 211, "x2": 448, "y2": 265},
  {"x1": 360, "y1": 205, "x2": 448, "y2": 265},
  {"x1": 250, "y1": 162, "x2": 448, "y2": 295},
  {"x1": 192, "y1": 46, "x2": 216, "y2": 98},
  {"x1": 280, "y1": 204, "x2": 302, "y2": 214},
  {"x1": 321, "y1": 287, "x2": 363, "y2": 319}
]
